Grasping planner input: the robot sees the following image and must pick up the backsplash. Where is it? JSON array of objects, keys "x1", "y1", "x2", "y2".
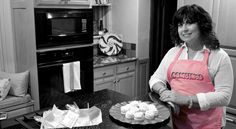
[{"x1": 93, "y1": 42, "x2": 136, "y2": 57}]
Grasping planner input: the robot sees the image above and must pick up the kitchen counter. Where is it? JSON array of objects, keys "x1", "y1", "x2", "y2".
[
  {"x1": 93, "y1": 54, "x2": 137, "y2": 68},
  {"x1": 4, "y1": 89, "x2": 171, "y2": 129}
]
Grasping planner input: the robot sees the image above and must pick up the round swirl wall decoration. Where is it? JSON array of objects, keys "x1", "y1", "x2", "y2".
[{"x1": 99, "y1": 33, "x2": 123, "y2": 56}]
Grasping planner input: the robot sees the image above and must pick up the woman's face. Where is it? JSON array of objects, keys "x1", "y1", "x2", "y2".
[{"x1": 178, "y1": 22, "x2": 201, "y2": 45}]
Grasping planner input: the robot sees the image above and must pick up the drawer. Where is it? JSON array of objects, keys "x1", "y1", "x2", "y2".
[
  {"x1": 117, "y1": 61, "x2": 135, "y2": 74},
  {"x1": 94, "y1": 65, "x2": 115, "y2": 79},
  {"x1": 94, "y1": 76, "x2": 115, "y2": 91}
]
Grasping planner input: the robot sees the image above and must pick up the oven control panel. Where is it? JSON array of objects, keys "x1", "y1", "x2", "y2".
[{"x1": 37, "y1": 46, "x2": 93, "y2": 67}]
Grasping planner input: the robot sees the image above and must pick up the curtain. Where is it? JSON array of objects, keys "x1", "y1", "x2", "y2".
[{"x1": 149, "y1": 0, "x2": 177, "y2": 77}]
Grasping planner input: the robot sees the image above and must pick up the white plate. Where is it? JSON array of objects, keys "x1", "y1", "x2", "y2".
[{"x1": 109, "y1": 101, "x2": 170, "y2": 125}]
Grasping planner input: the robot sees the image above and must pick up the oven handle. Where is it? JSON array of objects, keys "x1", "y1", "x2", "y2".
[
  {"x1": 38, "y1": 62, "x2": 63, "y2": 68},
  {"x1": 38, "y1": 58, "x2": 93, "y2": 68}
]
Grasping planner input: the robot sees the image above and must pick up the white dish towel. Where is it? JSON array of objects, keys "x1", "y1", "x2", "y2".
[{"x1": 63, "y1": 61, "x2": 81, "y2": 93}]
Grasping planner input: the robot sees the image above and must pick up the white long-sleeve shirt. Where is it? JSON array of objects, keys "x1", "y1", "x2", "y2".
[{"x1": 149, "y1": 43, "x2": 234, "y2": 126}]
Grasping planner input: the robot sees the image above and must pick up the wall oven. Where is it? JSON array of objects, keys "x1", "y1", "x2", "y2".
[
  {"x1": 34, "y1": 8, "x2": 93, "y2": 49},
  {"x1": 37, "y1": 45, "x2": 93, "y2": 109}
]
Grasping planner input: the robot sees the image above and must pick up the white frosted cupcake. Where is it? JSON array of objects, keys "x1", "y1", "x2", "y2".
[
  {"x1": 121, "y1": 104, "x2": 130, "y2": 114},
  {"x1": 134, "y1": 112, "x2": 145, "y2": 121},
  {"x1": 145, "y1": 110, "x2": 155, "y2": 120},
  {"x1": 129, "y1": 106, "x2": 139, "y2": 113},
  {"x1": 125, "y1": 110, "x2": 134, "y2": 119},
  {"x1": 129, "y1": 100, "x2": 140, "y2": 107},
  {"x1": 147, "y1": 104, "x2": 156, "y2": 110},
  {"x1": 148, "y1": 104, "x2": 158, "y2": 116},
  {"x1": 138, "y1": 102, "x2": 149, "y2": 112}
]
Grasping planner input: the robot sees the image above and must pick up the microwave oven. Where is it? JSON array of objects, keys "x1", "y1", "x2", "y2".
[{"x1": 34, "y1": 8, "x2": 93, "y2": 49}]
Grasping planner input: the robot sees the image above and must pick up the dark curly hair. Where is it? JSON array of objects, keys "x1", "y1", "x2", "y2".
[{"x1": 170, "y1": 4, "x2": 220, "y2": 49}]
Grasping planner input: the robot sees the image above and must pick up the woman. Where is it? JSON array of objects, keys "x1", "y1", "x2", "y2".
[{"x1": 149, "y1": 4, "x2": 234, "y2": 129}]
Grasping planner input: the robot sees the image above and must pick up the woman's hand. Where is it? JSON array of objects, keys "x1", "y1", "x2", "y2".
[
  {"x1": 160, "y1": 90, "x2": 189, "y2": 106},
  {"x1": 159, "y1": 90, "x2": 180, "y2": 114}
]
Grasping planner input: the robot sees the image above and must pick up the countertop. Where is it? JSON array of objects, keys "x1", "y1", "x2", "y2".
[
  {"x1": 5, "y1": 89, "x2": 171, "y2": 129},
  {"x1": 93, "y1": 54, "x2": 137, "y2": 68}
]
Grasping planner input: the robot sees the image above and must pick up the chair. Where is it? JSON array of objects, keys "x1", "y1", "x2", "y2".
[{"x1": 0, "y1": 71, "x2": 34, "y2": 128}]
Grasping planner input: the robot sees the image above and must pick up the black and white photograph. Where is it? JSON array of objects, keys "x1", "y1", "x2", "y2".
[{"x1": 0, "y1": 0, "x2": 235, "y2": 129}]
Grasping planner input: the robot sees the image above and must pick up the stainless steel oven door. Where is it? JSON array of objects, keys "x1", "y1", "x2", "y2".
[{"x1": 37, "y1": 45, "x2": 93, "y2": 109}]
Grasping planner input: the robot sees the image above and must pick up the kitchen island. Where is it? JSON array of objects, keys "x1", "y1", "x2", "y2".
[{"x1": 3, "y1": 89, "x2": 171, "y2": 129}]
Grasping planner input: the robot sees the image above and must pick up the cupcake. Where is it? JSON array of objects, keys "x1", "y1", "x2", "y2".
[
  {"x1": 125, "y1": 110, "x2": 135, "y2": 119},
  {"x1": 134, "y1": 112, "x2": 145, "y2": 121},
  {"x1": 148, "y1": 104, "x2": 159, "y2": 116},
  {"x1": 147, "y1": 104, "x2": 156, "y2": 111},
  {"x1": 129, "y1": 100, "x2": 140, "y2": 107},
  {"x1": 129, "y1": 106, "x2": 139, "y2": 113},
  {"x1": 121, "y1": 104, "x2": 130, "y2": 114},
  {"x1": 145, "y1": 110, "x2": 155, "y2": 120},
  {"x1": 138, "y1": 102, "x2": 149, "y2": 112}
]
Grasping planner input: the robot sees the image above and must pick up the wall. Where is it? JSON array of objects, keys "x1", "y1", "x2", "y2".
[
  {"x1": 0, "y1": 0, "x2": 40, "y2": 110},
  {"x1": 137, "y1": 0, "x2": 150, "y2": 60},
  {"x1": 0, "y1": 0, "x2": 16, "y2": 72},
  {"x1": 177, "y1": 0, "x2": 214, "y2": 15},
  {"x1": 111, "y1": 0, "x2": 139, "y2": 44},
  {"x1": 111, "y1": 0, "x2": 150, "y2": 60},
  {"x1": 0, "y1": 17, "x2": 4, "y2": 71}
]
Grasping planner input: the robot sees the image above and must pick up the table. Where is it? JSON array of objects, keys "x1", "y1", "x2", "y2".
[{"x1": 4, "y1": 89, "x2": 171, "y2": 129}]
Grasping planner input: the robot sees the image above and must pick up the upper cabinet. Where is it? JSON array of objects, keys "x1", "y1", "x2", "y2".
[
  {"x1": 92, "y1": 0, "x2": 112, "y2": 37},
  {"x1": 214, "y1": 0, "x2": 236, "y2": 48},
  {"x1": 35, "y1": 0, "x2": 91, "y2": 8}
]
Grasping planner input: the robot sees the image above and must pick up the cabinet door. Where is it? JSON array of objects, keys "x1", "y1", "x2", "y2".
[
  {"x1": 225, "y1": 122, "x2": 236, "y2": 129},
  {"x1": 116, "y1": 71, "x2": 135, "y2": 97},
  {"x1": 94, "y1": 76, "x2": 115, "y2": 92},
  {"x1": 136, "y1": 59, "x2": 149, "y2": 97},
  {"x1": 228, "y1": 56, "x2": 236, "y2": 112},
  {"x1": 215, "y1": 0, "x2": 236, "y2": 48},
  {"x1": 94, "y1": 65, "x2": 115, "y2": 79},
  {"x1": 225, "y1": 49, "x2": 236, "y2": 115}
]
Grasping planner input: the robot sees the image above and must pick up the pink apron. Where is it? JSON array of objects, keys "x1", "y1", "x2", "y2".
[{"x1": 167, "y1": 47, "x2": 222, "y2": 129}]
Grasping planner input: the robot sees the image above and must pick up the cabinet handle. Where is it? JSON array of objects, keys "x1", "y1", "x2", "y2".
[{"x1": 226, "y1": 117, "x2": 234, "y2": 122}]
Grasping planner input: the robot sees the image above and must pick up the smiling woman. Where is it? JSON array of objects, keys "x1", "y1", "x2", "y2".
[{"x1": 149, "y1": 4, "x2": 234, "y2": 129}]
